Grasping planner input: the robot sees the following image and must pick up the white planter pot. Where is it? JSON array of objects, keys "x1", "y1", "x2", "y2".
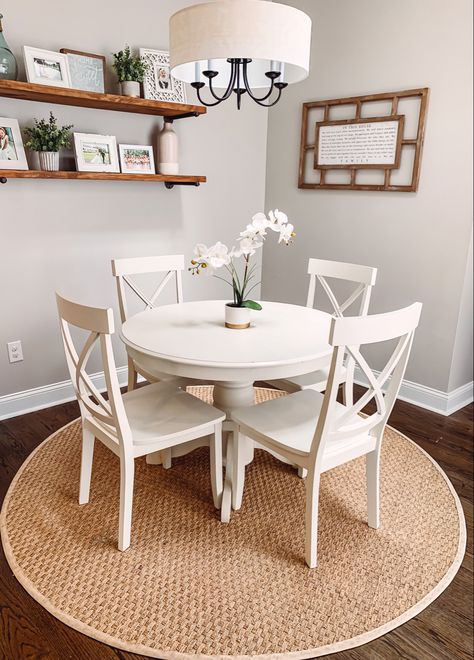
[
  {"x1": 120, "y1": 81, "x2": 141, "y2": 97},
  {"x1": 225, "y1": 303, "x2": 251, "y2": 329},
  {"x1": 38, "y1": 151, "x2": 59, "y2": 172}
]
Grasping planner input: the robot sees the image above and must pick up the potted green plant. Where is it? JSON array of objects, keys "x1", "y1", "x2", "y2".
[
  {"x1": 112, "y1": 45, "x2": 148, "y2": 98},
  {"x1": 189, "y1": 210, "x2": 295, "y2": 329},
  {"x1": 24, "y1": 112, "x2": 73, "y2": 172}
]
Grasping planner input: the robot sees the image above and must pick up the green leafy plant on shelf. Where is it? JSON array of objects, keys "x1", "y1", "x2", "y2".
[
  {"x1": 112, "y1": 45, "x2": 148, "y2": 82},
  {"x1": 24, "y1": 112, "x2": 73, "y2": 152}
]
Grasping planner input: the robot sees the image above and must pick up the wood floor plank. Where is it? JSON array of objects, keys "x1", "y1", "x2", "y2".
[{"x1": 0, "y1": 391, "x2": 472, "y2": 660}]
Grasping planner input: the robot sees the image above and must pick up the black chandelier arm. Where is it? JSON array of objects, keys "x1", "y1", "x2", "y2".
[
  {"x1": 192, "y1": 61, "x2": 237, "y2": 107},
  {"x1": 242, "y1": 60, "x2": 276, "y2": 103},
  {"x1": 207, "y1": 61, "x2": 237, "y2": 102},
  {"x1": 190, "y1": 58, "x2": 289, "y2": 108}
]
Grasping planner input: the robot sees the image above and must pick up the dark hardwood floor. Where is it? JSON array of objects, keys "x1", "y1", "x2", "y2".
[{"x1": 0, "y1": 389, "x2": 472, "y2": 660}]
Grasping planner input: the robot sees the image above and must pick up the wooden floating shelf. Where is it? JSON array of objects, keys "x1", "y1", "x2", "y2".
[
  {"x1": 0, "y1": 170, "x2": 206, "y2": 188},
  {"x1": 0, "y1": 79, "x2": 206, "y2": 119}
]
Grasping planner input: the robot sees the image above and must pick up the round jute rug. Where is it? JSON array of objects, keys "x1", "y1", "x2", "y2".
[{"x1": 1, "y1": 387, "x2": 465, "y2": 660}]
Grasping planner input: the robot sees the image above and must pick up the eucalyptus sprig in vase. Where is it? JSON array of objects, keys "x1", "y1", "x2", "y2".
[
  {"x1": 190, "y1": 210, "x2": 295, "y2": 329},
  {"x1": 24, "y1": 112, "x2": 73, "y2": 172}
]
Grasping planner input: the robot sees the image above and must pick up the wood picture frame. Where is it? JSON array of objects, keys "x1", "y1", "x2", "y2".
[
  {"x1": 60, "y1": 49, "x2": 106, "y2": 94},
  {"x1": 314, "y1": 115, "x2": 404, "y2": 170},
  {"x1": 298, "y1": 88, "x2": 429, "y2": 192}
]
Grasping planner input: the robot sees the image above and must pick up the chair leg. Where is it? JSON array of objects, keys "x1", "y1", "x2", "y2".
[
  {"x1": 162, "y1": 448, "x2": 172, "y2": 469},
  {"x1": 79, "y1": 427, "x2": 95, "y2": 505},
  {"x1": 221, "y1": 432, "x2": 234, "y2": 523},
  {"x1": 232, "y1": 431, "x2": 245, "y2": 510},
  {"x1": 366, "y1": 449, "x2": 380, "y2": 529},
  {"x1": 304, "y1": 469, "x2": 321, "y2": 568},
  {"x1": 210, "y1": 425, "x2": 223, "y2": 509},
  {"x1": 127, "y1": 357, "x2": 138, "y2": 392},
  {"x1": 118, "y1": 456, "x2": 135, "y2": 551},
  {"x1": 298, "y1": 467, "x2": 307, "y2": 479}
]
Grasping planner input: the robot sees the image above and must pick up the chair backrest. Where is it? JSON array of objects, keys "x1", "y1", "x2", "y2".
[
  {"x1": 56, "y1": 293, "x2": 131, "y2": 451},
  {"x1": 310, "y1": 302, "x2": 422, "y2": 463},
  {"x1": 111, "y1": 255, "x2": 185, "y2": 323},
  {"x1": 306, "y1": 258, "x2": 377, "y2": 317}
]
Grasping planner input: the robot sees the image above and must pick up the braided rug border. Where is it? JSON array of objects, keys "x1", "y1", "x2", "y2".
[{"x1": 0, "y1": 403, "x2": 466, "y2": 660}]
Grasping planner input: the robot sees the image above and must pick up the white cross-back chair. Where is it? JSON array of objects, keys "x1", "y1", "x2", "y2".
[
  {"x1": 111, "y1": 255, "x2": 186, "y2": 392},
  {"x1": 229, "y1": 302, "x2": 422, "y2": 568},
  {"x1": 56, "y1": 293, "x2": 225, "y2": 552},
  {"x1": 270, "y1": 258, "x2": 377, "y2": 407}
]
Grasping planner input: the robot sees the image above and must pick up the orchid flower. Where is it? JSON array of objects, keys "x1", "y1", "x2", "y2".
[{"x1": 190, "y1": 209, "x2": 294, "y2": 309}]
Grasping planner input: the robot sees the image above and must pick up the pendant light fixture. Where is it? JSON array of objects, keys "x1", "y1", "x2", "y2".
[{"x1": 169, "y1": 0, "x2": 312, "y2": 109}]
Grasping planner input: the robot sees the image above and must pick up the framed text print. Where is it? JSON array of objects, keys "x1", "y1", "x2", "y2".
[{"x1": 299, "y1": 88, "x2": 429, "y2": 192}]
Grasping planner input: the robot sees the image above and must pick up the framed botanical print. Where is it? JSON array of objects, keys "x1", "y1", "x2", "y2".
[
  {"x1": 139, "y1": 48, "x2": 186, "y2": 104},
  {"x1": 0, "y1": 118, "x2": 28, "y2": 170},
  {"x1": 73, "y1": 133, "x2": 120, "y2": 173},
  {"x1": 23, "y1": 47, "x2": 71, "y2": 88}
]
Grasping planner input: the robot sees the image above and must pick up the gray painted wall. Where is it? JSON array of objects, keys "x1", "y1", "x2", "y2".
[
  {"x1": 449, "y1": 235, "x2": 473, "y2": 392},
  {"x1": 262, "y1": 0, "x2": 473, "y2": 392},
  {"x1": 0, "y1": 0, "x2": 268, "y2": 396}
]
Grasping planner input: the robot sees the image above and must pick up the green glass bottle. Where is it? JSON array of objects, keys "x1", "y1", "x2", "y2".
[{"x1": 0, "y1": 13, "x2": 18, "y2": 81}]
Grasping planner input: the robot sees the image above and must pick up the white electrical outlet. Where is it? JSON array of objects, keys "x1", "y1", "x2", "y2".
[{"x1": 7, "y1": 340, "x2": 23, "y2": 363}]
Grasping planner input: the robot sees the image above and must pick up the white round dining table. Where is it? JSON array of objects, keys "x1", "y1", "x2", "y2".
[{"x1": 120, "y1": 300, "x2": 333, "y2": 520}]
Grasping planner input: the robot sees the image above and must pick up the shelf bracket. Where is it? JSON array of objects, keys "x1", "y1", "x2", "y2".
[
  {"x1": 0, "y1": 177, "x2": 7, "y2": 184},
  {"x1": 167, "y1": 111, "x2": 201, "y2": 121},
  {"x1": 165, "y1": 181, "x2": 201, "y2": 190}
]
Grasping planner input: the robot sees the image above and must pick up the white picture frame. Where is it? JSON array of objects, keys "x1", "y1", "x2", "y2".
[
  {"x1": 140, "y1": 48, "x2": 186, "y2": 104},
  {"x1": 23, "y1": 47, "x2": 72, "y2": 88},
  {"x1": 73, "y1": 133, "x2": 120, "y2": 173},
  {"x1": 0, "y1": 118, "x2": 29, "y2": 170},
  {"x1": 119, "y1": 144, "x2": 156, "y2": 175}
]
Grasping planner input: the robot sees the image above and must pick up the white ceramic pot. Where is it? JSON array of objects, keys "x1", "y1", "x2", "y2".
[
  {"x1": 225, "y1": 303, "x2": 251, "y2": 329},
  {"x1": 38, "y1": 151, "x2": 59, "y2": 172},
  {"x1": 120, "y1": 80, "x2": 141, "y2": 97}
]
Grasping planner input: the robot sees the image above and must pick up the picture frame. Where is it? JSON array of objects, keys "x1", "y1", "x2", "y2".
[
  {"x1": 73, "y1": 133, "x2": 120, "y2": 173},
  {"x1": 119, "y1": 144, "x2": 156, "y2": 175},
  {"x1": 314, "y1": 116, "x2": 404, "y2": 170},
  {"x1": 139, "y1": 48, "x2": 186, "y2": 104},
  {"x1": 0, "y1": 118, "x2": 29, "y2": 170},
  {"x1": 23, "y1": 46, "x2": 71, "y2": 88},
  {"x1": 60, "y1": 49, "x2": 106, "y2": 94}
]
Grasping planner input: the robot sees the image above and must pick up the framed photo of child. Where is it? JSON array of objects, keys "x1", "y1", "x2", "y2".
[
  {"x1": 139, "y1": 48, "x2": 186, "y2": 104},
  {"x1": 0, "y1": 118, "x2": 28, "y2": 170}
]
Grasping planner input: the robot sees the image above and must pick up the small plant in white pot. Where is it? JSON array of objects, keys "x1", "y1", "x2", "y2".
[
  {"x1": 112, "y1": 45, "x2": 148, "y2": 98},
  {"x1": 24, "y1": 112, "x2": 73, "y2": 172},
  {"x1": 190, "y1": 210, "x2": 295, "y2": 329}
]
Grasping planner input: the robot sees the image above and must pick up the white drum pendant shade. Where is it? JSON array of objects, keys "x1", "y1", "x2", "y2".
[{"x1": 170, "y1": 0, "x2": 312, "y2": 89}]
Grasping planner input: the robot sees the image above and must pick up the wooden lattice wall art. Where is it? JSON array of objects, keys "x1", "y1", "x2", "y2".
[{"x1": 298, "y1": 88, "x2": 429, "y2": 192}]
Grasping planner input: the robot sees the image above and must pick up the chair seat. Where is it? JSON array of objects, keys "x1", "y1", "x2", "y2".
[
  {"x1": 270, "y1": 365, "x2": 348, "y2": 393},
  {"x1": 121, "y1": 382, "x2": 225, "y2": 447},
  {"x1": 231, "y1": 389, "x2": 375, "y2": 469}
]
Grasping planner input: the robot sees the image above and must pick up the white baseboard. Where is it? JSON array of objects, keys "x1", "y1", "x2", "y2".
[
  {"x1": 0, "y1": 368, "x2": 472, "y2": 421},
  {"x1": 354, "y1": 367, "x2": 473, "y2": 417},
  {"x1": 0, "y1": 366, "x2": 134, "y2": 421}
]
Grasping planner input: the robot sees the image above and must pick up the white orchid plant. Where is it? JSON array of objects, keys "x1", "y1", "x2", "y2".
[{"x1": 189, "y1": 209, "x2": 295, "y2": 310}]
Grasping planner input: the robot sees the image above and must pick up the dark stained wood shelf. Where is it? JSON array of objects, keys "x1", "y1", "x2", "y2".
[
  {"x1": 0, "y1": 79, "x2": 206, "y2": 119},
  {"x1": 0, "y1": 170, "x2": 206, "y2": 187}
]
